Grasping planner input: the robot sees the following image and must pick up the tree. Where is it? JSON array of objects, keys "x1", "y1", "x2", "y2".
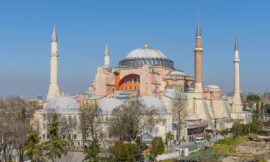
[
  {"x1": 246, "y1": 95, "x2": 260, "y2": 109},
  {"x1": 81, "y1": 101, "x2": 103, "y2": 147},
  {"x1": 231, "y1": 122, "x2": 242, "y2": 137},
  {"x1": 108, "y1": 97, "x2": 159, "y2": 142},
  {"x1": 150, "y1": 137, "x2": 165, "y2": 159},
  {"x1": 58, "y1": 115, "x2": 78, "y2": 149},
  {"x1": 0, "y1": 96, "x2": 37, "y2": 162},
  {"x1": 43, "y1": 114, "x2": 68, "y2": 162},
  {"x1": 171, "y1": 90, "x2": 188, "y2": 142},
  {"x1": 231, "y1": 121, "x2": 262, "y2": 137},
  {"x1": 84, "y1": 138, "x2": 101, "y2": 162},
  {"x1": 247, "y1": 95, "x2": 261, "y2": 103},
  {"x1": 165, "y1": 131, "x2": 174, "y2": 143},
  {"x1": 23, "y1": 130, "x2": 43, "y2": 162},
  {"x1": 110, "y1": 141, "x2": 140, "y2": 162}
]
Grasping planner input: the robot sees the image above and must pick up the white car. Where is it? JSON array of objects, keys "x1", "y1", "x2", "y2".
[{"x1": 195, "y1": 136, "x2": 205, "y2": 144}]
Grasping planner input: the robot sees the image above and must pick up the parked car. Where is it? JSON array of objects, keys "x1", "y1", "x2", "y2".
[{"x1": 195, "y1": 136, "x2": 205, "y2": 144}]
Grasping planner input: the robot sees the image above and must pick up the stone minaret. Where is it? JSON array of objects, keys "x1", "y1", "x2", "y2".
[
  {"x1": 47, "y1": 25, "x2": 60, "y2": 101},
  {"x1": 104, "y1": 42, "x2": 110, "y2": 68},
  {"x1": 232, "y1": 35, "x2": 243, "y2": 112},
  {"x1": 194, "y1": 14, "x2": 203, "y2": 93}
]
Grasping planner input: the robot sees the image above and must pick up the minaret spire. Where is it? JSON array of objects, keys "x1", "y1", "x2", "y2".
[
  {"x1": 105, "y1": 42, "x2": 109, "y2": 56},
  {"x1": 194, "y1": 13, "x2": 203, "y2": 93},
  {"x1": 52, "y1": 24, "x2": 58, "y2": 42},
  {"x1": 232, "y1": 34, "x2": 243, "y2": 112},
  {"x1": 196, "y1": 12, "x2": 201, "y2": 37},
  {"x1": 104, "y1": 42, "x2": 110, "y2": 68},
  {"x1": 234, "y1": 34, "x2": 239, "y2": 51},
  {"x1": 47, "y1": 25, "x2": 60, "y2": 101}
]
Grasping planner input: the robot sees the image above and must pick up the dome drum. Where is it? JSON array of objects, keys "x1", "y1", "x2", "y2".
[{"x1": 119, "y1": 58, "x2": 174, "y2": 69}]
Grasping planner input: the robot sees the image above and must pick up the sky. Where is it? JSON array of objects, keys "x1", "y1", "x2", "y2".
[{"x1": 0, "y1": 0, "x2": 269, "y2": 99}]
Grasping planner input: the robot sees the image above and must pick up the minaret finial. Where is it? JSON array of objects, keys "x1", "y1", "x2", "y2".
[
  {"x1": 52, "y1": 24, "x2": 58, "y2": 42},
  {"x1": 144, "y1": 42, "x2": 149, "y2": 48},
  {"x1": 234, "y1": 34, "x2": 239, "y2": 51},
  {"x1": 196, "y1": 12, "x2": 201, "y2": 37}
]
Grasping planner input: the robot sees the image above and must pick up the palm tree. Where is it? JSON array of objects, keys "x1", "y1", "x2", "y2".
[
  {"x1": 43, "y1": 114, "x2": 68, "y2": 162},
  {"x1": 23, "y1": 130, "x2": 43, "y2": 162}
]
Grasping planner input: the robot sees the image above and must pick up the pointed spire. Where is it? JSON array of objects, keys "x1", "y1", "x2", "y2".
[
  {"x1": 52, "y1": 24, "x2": 58, "y2": 42},
  {"x1": 105, "y1": 42, "x2": 110, "y2": 56},
  {"x1": 196, "y1": 12, "x2": 201, "y2": 37},
  {"x1": 234, "y1": 34, "x2": 239, "y2": 51}
]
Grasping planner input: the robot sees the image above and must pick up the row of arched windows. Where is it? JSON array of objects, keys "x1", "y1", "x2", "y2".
[{"x1": 119, "y1": 58, "x2": 174, "y2": 68}]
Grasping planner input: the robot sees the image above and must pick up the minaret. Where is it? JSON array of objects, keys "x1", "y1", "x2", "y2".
[
  {"x1": 232, "y1": 35, "x2": 243, "y2": 112},
  {"x1": 194, "y1": 14, "x2": 203, "y2": 93},
  {"x1": 104, "y1": 42, "x2": 110, "y2": 68},
  {"x1": 47, "y1": 25, "x2": 60, "y2": 101}
]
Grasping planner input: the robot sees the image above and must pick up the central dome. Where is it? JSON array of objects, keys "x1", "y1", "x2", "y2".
[
  {"x1": 119, "y1": 44, "x2": 174, "y2": 69},
  {"x1": 125, "y1": 43, "x2": 167, "y2": 59}
]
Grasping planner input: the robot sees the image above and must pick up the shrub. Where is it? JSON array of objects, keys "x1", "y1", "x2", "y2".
[
  {"x1": 150, "y1": 137, "x2": 165, "y2": 157},
  {"x1": 111, "y1": 141, "x2": 141, "y2": 162}
]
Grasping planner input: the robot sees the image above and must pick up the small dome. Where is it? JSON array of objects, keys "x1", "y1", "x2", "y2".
[
  {"x1": 98, "y1": 98, "x2": 123, "y2": 115},
  {"x1": 44, "y1": 97, "x2": 80, "y2": 114},
  {"x1": 170, "y1": 70, "x2": 186, "y2": 76},
  {"x1": 206, "y1": 85, "x2": 221, "y2": 89},
  {"x1": 125, "y1": 44, "x2": 167, "y2": 59},
  {"x1": 139, "y1": 96, "x2": 167, "y2": 113}
]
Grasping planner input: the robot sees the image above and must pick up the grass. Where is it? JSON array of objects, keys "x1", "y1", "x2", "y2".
[
  {"x1": 212, "y1": 133, "x2": 257, "y2": 154},
  {"x1": 160, "y1": 160, "x2": 174, "y2": 162}
]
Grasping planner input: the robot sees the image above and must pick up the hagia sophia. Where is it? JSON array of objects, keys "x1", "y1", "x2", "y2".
[{"x1": 32, "y1": 16, "x2": 252, "y2": 148}]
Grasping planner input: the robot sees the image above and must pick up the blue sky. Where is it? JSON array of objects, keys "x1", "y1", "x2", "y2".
[{"x1": 0, "y1": 0, "x2": 269, "y2": 99}]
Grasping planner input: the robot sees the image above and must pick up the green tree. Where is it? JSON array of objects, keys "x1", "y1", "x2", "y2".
[
  {"x1": 247, "y1": 95, "x2": 261, "y2": 102},
  {"x1": 219, "y1": 128, "x2": 230, "y2": 136},
  {"x1": 84, "y1": 138, "x2": 101, "y2": 162},
  {"x1": 43, "y1": 114, "x2": 68, "y2": 162},
  {"x1": 249, "y1": 121, "x2": 262, "y2": 133},
  {"x1": 150, "y1": 137, "x2": 165, "y2": 158},
  {"x1": 111, "y1": 141, "x2": 140, "y2": 162},
  {"x1": 23, "y1": 130, "x2": 43, "y2": 162},
  {"x1": 165, "y1": 131, "x2": 174, "y2": 143},
  {"x1": 247, "y1": 95, "x2": 260, "y2": 109},
  {"x1": 231, "y1": 122, "x2": 242, "y2": 137}
]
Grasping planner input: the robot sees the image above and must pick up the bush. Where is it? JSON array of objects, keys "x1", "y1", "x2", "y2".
[
  {"x1": 151, "y1": 137, "x2": 165, "y2": 157},
  {"x1": 231, "y1": 121, "x2": 262, "y2": 137},
  {"x1": 111, "y1": 141, "x2": 141, "y2": 162},
  {"x1": 138, "y1": 143, "x2": 148, "y2": 152},
  {"x1": 213, "y1": 134, "x2": 256, "y2": 153},
  {"x1": 219, "y1": 128, "x2": 230, "y2": 136}
]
